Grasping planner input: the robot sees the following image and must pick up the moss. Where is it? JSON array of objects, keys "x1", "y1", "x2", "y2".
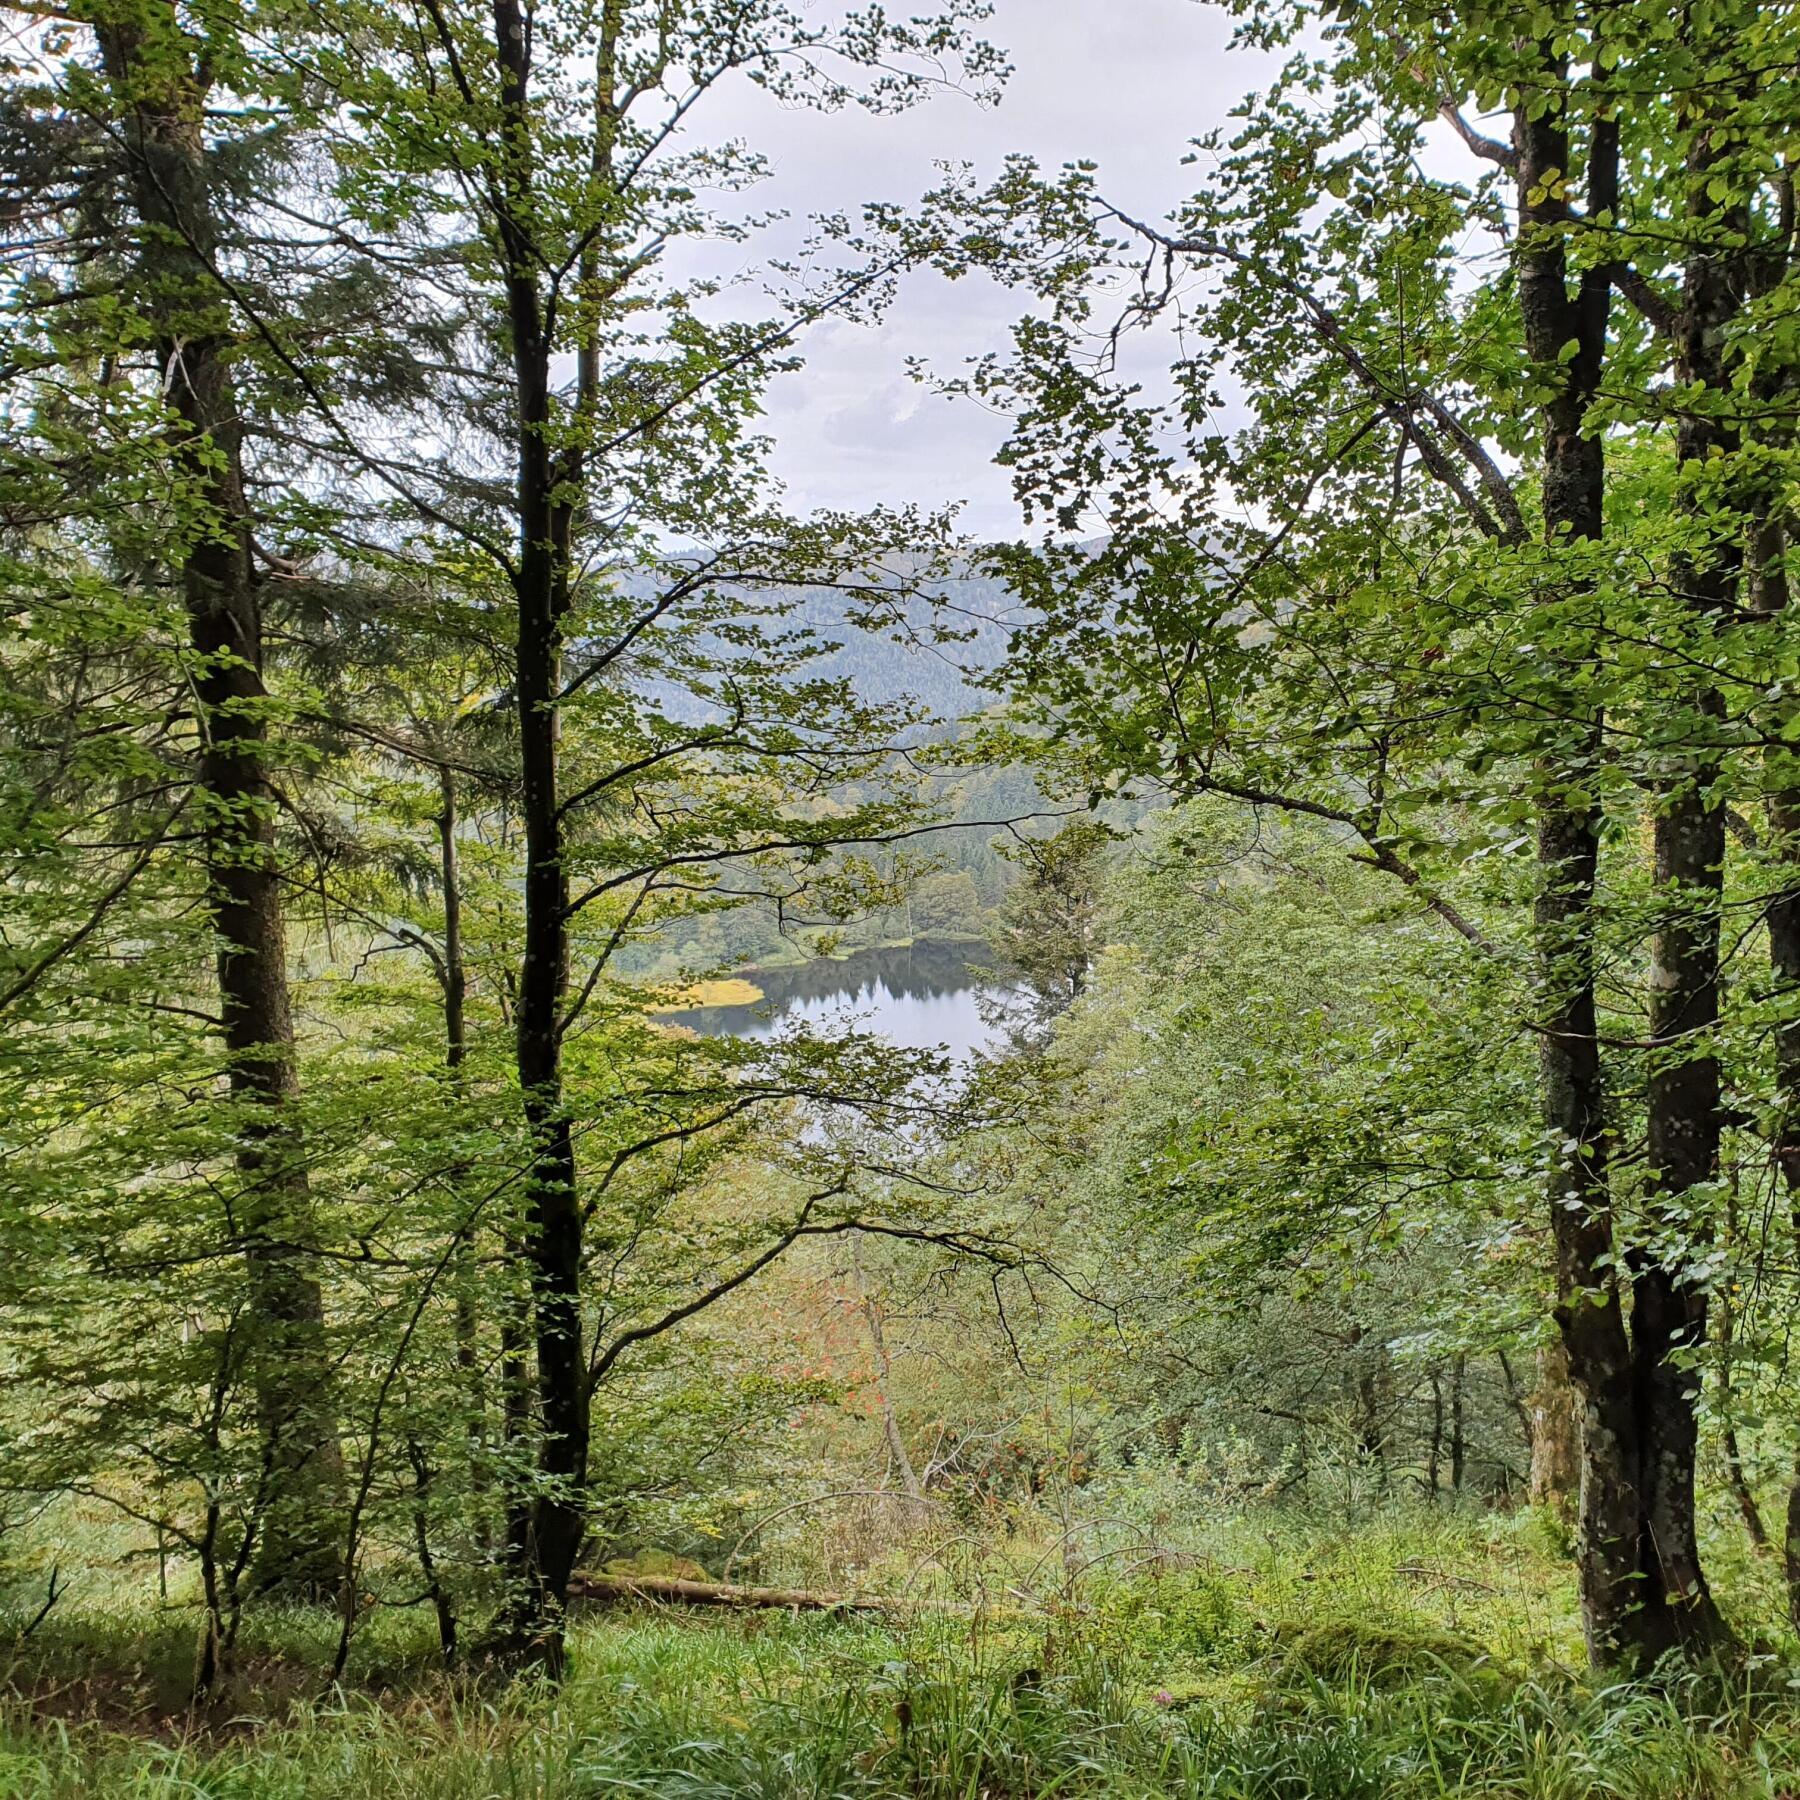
[
  {"x1": 602, "y1": 1549, "x2": 714, "y2": 1581},
  {"x1": 1276, "y1": 1609, "x2": 1495, "y2": 1688}
]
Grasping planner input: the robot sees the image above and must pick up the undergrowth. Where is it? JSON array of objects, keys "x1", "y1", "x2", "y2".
[{"x1": 0, "y1": 1506, "x2": 1796, "y2": 1797}]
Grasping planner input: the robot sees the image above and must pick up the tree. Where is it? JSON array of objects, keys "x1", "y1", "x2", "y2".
[
  {"x1": 919, "y1": 0, "x2": 1800, "y2": 1665},
  {"x1": 982, "y1": 819, "x2": 1108, "y2": 1043},
  {"x1": 279, "y1": 0, "x2": 1004, "y2": 1666},
  {"x1": 8, "y1": 0, "x2": 359, "y2": 1601}
]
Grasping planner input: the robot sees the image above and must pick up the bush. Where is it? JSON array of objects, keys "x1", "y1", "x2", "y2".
[{"x1": 1075, "y1": 1566, "x2": 1258, "y2": 1670}]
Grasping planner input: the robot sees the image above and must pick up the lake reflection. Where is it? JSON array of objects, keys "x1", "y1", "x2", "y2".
[{"x1": 673, "y1": 940, "x2": 996, "y2": 1062}]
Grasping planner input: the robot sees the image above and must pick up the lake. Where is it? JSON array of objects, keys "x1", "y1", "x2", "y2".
[{"x1": 670, "y1": 940, "x2": 998, "y2": 1062}]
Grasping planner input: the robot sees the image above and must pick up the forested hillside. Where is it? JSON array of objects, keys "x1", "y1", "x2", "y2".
[{"x1": 5, "y1": 1, "x2": 1800, "y2": 1796}]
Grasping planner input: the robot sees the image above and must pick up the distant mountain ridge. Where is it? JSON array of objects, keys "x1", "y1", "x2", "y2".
[
  {"x1": 789, "y1": 569, "x2": 1017, "y2": 720},
  {"x1": 620, "y1": 557, "x2": 1026, "y2": 726}
]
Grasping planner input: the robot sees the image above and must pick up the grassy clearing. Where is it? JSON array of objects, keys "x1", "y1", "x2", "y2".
[
  {"x1": 643, "y1": 977, "x2": 767, "y2": 1013},
  {"x1": 2, "y1": 1507, "x2": 1798, "y2": 1797}
]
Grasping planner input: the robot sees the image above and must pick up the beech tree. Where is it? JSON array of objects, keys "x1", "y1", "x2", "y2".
[
  {"x1": 3, "y1": 0, "x2": 1029, "y2": 1682},
  {"x1": 923, "y1": 0, "x2": 1800, "y2": 1665},
  {"x1": 273, "y1": 0, "x2": 1011, "y2": 1666}
]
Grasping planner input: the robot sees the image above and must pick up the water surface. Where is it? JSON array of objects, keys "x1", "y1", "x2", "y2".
[{"x1": 674, "y1": 940, "x2": 996, "y2": 1062}]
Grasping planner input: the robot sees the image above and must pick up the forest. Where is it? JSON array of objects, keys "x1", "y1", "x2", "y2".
[{"x1": 4, "y1": 0, "x2": 1800, "y2": 1794}]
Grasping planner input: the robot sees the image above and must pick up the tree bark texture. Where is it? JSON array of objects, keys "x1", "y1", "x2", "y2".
[
  {"x1": 1527, "y1": 1342, "x2": 1581, "y2": 1515},
  {"x1": 1514, "y1": 56, "x2": 1729, "y2": 1664},
  {"x1": 489, "y1": 0, "x2": 590, "y2": 1671},
  {"x1": 93, "y1": 0, "x2": 346, "y2": 1601}
]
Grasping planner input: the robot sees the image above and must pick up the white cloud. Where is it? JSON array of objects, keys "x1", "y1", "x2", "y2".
[{"x1": 667, "y1": 1, "x2": 1276, "y2": 540}]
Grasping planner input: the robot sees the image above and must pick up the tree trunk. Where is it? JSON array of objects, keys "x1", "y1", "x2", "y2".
[
  {"x1": 1763, "y1": 628, "x2": 1800, "y2": 1636},
  {"x1": 1449, "y1": 1353, "x2": 1467, "y2": 1495},
  {"x1": 852, "y1": 1240, "x2": 928, "y2": 1524},
  {"x1": 1715, "y1": 1178, "x2": 1770, "y2": 1554},
  {"x1": 499, "y1": 1238, "x2": 535, "y2": 1597},
  {"x1": 1427, "y1": 1370, "x2": 1444, "y2": 1500},
  {"x1": 436, "y1": 768, "x2": 489, "y2": 1548},
  {"x1": 1749, "y1": 433, "x2": 1800, "y2": 1632},
  {"x1": 1743, "y1": 148, "x2": 1800, "y2": 1641},
  {"x1": 408, "y1": 1439, "x2": 459, "y2": 1663},
  {"x1": 491, "y1": 0, "x2": 589, "y2": 1671},
  {"x1": 1528, "y1": 1341, "x2": 1580, "y2": 1515},
  {"x1": 1618, "y1": 74, "x2": 1753, "y2": 1660},
  {"x1": 94, "y1": 0, "x2": 345, "y2": 1601},
  {"x1": 1716, "y1": 1330, "x2": 1770, "y2": 1556},
  {"x1": 1347, "y1": 1323, "x2": 1393, "y2": 1488},
  {"x1": 438, "y1": 766, "x2": 469, "y2": 1075},
  {"x1": 1514, "y1": 64, "x2": 1729, "y2": 1665},
  {"x1": 1770, "y1": 749, "x2": 1800, "y2": 1625},
  {"x1": 567, "y1": 1570, "x2": 901, "y2": 1612}
]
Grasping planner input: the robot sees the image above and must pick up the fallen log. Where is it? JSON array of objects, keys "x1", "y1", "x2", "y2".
[{"x1": 567, "y1": 1570, "x2": 896, "y2": 1612}]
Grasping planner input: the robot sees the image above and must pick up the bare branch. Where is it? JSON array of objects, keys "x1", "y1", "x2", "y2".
[
  {"x1": 1103, "y1": 204, "x2": 1529, "y2": 547},
  {"x1": 1199, "y1": 775, "x2": 1496, "y2": 952},
  {"x1": 1439, "y1": 103, "x2": 1517, "y2": 172},
  {"x1": 1611, "y1": 263, "x2": 1677, "y2": 338},
  {"x1": 0, "y1": 804, "x2": 185, "y2": 1017}
]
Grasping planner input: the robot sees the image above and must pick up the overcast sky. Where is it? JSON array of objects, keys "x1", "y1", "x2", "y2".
[{"x1": 682, "y1": 1, "x2": 1280, "y2": 542}]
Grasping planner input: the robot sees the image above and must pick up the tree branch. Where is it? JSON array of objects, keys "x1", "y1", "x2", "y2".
[
  {"x1": 0, "y1": 804, "x2": 184, "y2": 1016},
  {"x1": 1439, "y1": 103, "x2": 1517, "y2": 171},
  {"x1": 1103, "y1": 204, "x2": 1529, "y2": 547},
  {"x1": 1611, "y1": 262, "x2": 1677, "y2": 338}
]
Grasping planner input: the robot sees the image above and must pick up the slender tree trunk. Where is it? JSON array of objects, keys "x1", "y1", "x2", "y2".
[
  {"x1": 1716, "y1": 1178, "x2": 1770, "y2": 1553},
  {"x1": 1770, "y1": 748, "x2": 1800, "y2": 1626},
  {"x1": 436, "y1": 769, "x2": 489, "y2": 1548},
  {"x1": 490, "y1": 0, "x2": 589, "y2": 1670},
  {"x1": 195, "y1": 1499, "x2": 224, "y2": 1696},
  {"x1": 1348, "y1": 1323, "x2": 1392, "y2": 1487},
  {"x1": 1527, "y1": 1341, "x2": 1580, "y2": 1515},
  {"x1": 408, "y1": 1439, "x2": 459, "y2": 1663},
  {"x1": 852, "y1": 1239, "x2": 927, "y2": 1524},
  {"x1": 1750, "y1": 479, "x2": 1800, "y2": 1628},
  {"x1": 1716, "y1": 1308, "x2": 1770, "y2": 1556},
  {"x1": 1427, "y1": 1370, "x2": 1444, "y2": 1500},
  {"x1": 499, "y1": 1237, "x2": 535, "y2": 1596},
  {"x1": 1449, "y1": 1353, "x2": 1467, "y2": 1495},
  {"x1": 1762, "y1": 589, "x2": 1800, "y2": 1633},
  {"x1": 1742, "y1": 153, "x2": 1800, "y2": 1639},
  {"x1": 439, "y1": 767, "x2": 469, "y2": 1075},
  {"x1": 94, "y1": 0, "x2": 345, "y2": 1602}
]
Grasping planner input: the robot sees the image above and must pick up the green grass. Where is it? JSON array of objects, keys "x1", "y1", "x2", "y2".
[
  {"x1": 3, "y1": 1613, "x2": 1796, "y2": 1799},
  {"x1": 2, "y1": 1507, "x2": 1799, "y2": 1796}
]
